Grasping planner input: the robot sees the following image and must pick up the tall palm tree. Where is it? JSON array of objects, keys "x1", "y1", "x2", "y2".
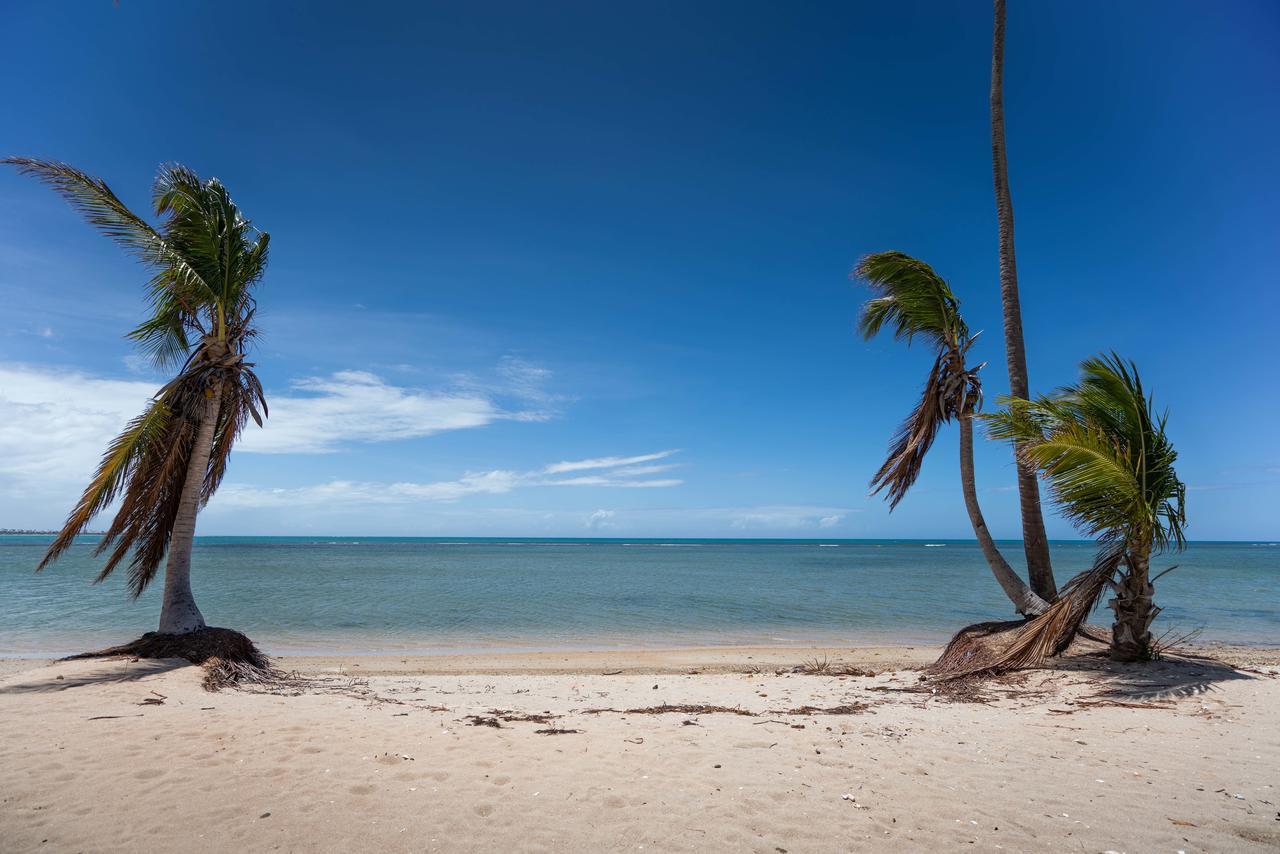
[
  {"x1": 990, "y1": 0, "x2": 1056, "y2": 600},
  {"x1": 5, "y1": 158, "x2": 269, "y2": 636},
  {"x1": 984, "y1": 354, "x2": 1186, "y2": 663},
  {"x1": 855, "y1": 251, "x2": 1048, "y2": 616}
]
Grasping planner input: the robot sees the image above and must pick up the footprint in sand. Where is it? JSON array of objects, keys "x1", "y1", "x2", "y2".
[
  {"x1": 348, "y1": 784, "x2": 376, "y2": 796},
  {"x1": 491, "y1": 775, "x2": 511, "y2": 786},
  {"x1": 474, "y1": 804, "x2": 495, "y2": 817}
]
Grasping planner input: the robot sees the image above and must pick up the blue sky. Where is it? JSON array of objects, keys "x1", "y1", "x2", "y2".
[{"x1": 1, "y1": 1, "x2": 1276, "y2": 539}]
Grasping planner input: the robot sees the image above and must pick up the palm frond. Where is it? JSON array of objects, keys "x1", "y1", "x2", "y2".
[
  {"x1": 3, "y1": 158, "x2": 215, "y2": 312},
  {"x1": 933, "y1": 538, "x2": 1126, "y2": 679},
  {"x1": 983, "y1": 352, "x2": 1186, "y2": 554},
  {"x1": 37, "y1": 399, "x2": 173, "y2": 571},
  {"x1": 870, "y1": 357, "x2": 948, "y2": 509},
  {"x1": 853, "y1": 251, "x2": 968, "y2": 347}
]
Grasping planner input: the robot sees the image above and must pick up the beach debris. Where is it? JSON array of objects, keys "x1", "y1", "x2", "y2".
[
  {"x1": 602, "y1": 670, "x2": 623, "y2": 676},
  {"x1": 841, "y1": 793, "x2": 868, "y2": 809},
  {"x1": 586, "y1": 704, "x2": 754, "y2": 717},
  {"x1": 86, "y1": 714, "x2": 145, "y2": 720},
  {"x1": 259, "y1": 812, "x2": 271, "y2": 819},
  {"x1": 790, "y1": 657, "x2": 876, "y2": 677},
  {"x1": 624, "y1": 737, "x2": 644, "y2": 744},
  {"x1": 777, "y1": 703, "x2": 872, "y2": 716},
  {"x1": 535, "y1": 727, "x2": 581, "y2": 735},
  {"x1": 486, "y1": 709, "x2": 557, "y2": 725},
  {"x1": 465, "y1": 715, "x2": 504, "y2": 728}
]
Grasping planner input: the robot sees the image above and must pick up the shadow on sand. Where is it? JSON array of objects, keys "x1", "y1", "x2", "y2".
[
  {"x1": 1053, "y1": 651, "x2": 1256, "y2": 701},
  {"x1": 0, "y1": 657, "x2": 191, "y2": 695}
]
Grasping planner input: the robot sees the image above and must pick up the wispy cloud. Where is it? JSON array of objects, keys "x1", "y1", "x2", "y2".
[
  {"x1": 213, "y1": 451, "x2": 685, "y2": 509},
  {"x1": 0, "y1": 360, "x2": 559, "y2": 484},
  {"x1": 543, "y1": 450, "x2": 678, "y2": 475},
  {"x1": 0, "y1": 358, "x2": 560, "y2": 512},
  {"x1": 240, "y1": 370, "x2": 503, "y2": 454}
]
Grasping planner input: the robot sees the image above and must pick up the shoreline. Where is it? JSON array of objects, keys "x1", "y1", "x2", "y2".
[{"x1": 3, "y1": 640, "x2": 1277, "y2": 679}]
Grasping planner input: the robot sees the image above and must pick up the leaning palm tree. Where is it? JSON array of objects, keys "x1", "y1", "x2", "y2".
[
  {"x1": 982, "y1": 354, "x2": 1187, "y2": 664},
  {"x1": 990, "y1": 0, "x2": 1056, "y2": 600},
  {"x1": 855, "y1": 251, "x2": 1048, "y2": 616},
  {"x1": 5, "y1": 157, "x2": 269, "y2": 647}
]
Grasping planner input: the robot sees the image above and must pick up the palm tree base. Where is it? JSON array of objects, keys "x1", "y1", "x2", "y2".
[{"x1": 62, "y1": 627, "x2": 273, "y2": 689}]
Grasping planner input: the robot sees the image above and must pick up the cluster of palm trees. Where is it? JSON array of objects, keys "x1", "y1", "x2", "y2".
[
  {"x1": 852, "y1": 0, "x2": 1186, "y2": 665},
  {"x1": 7, "y1": 1, "x2": 1185, "y2": 670}
]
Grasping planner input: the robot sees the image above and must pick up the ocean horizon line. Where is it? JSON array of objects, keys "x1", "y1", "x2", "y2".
[{"x1": 4, "y1": 533, "x2": 1275, "y2": 545}]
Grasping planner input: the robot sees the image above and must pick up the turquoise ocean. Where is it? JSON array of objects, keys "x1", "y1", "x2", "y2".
[{"x1": 1, "y1": 536, "x2": 1276, "y2": 657}]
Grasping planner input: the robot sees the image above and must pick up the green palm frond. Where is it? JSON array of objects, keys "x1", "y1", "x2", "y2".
[
  {"x1": 853, "y1": 251, "x2": 969, "y2": 347},
  {"x1": 855, "y1": 251, "x2": 983, "y2": 509},
  {"x1": 984, "y1": 353, "x2": 1186, "y2": 552}
]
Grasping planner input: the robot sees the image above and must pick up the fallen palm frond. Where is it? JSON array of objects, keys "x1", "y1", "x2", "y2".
[{"x1": 930, "y1": 543, "x2": 1126, "y2": 679}]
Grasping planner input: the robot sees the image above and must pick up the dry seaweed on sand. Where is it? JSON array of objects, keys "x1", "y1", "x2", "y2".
[
  {"x1": 535, "y1": 727, "x2": 581, "y2": 735},
  {"x1": 584, "y1": 704, "x2": 755, "y2": 717},
  {"x1": 784, "y1": 656, "x2": 877, "y2": 677},
  {"x1": 776, "y1": 703, "x2": 873, "y2": 715},
  {"x1": 465, "y1": 715, "x2": 504, "y2": 728},
  {"x1": 487, "y1": 709, "x2": 557, "y2": 725}
]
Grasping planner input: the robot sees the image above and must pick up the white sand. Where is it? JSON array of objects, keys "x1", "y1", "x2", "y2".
[{"x1": 1, "y1": 646, "x2": 1277, "y2": 852}]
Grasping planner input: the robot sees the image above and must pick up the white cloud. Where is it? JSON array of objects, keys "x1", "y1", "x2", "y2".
[
  {"x1": 240, "y1": 370, "x2": 503, "y2": 454},
  {"x1": 0, "y1": 365, "x2": 156, "y2": 485},
  {"x1": 586, "y1": 509, "x2": 617, "y2": 530},
  {"x1": 724, "y1": 505, "x2": 853, "y2": 531},
  {"x1": 543, "y1": 450, "x2": 678, "y2": 475},
  {"x1": 0, "y1": 361, "x2": 559, "y2": 486},
  {"x1": 212, "y1": 451, "x2": 685, "y2": 510}
]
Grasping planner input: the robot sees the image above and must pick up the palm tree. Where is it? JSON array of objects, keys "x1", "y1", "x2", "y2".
[
  {"x1": 990, "y1": 0, "x2": 1056, "y2": 600},
  {"x1": 984, "y1": 354, "x2": 1186, "y2": 663},
  {"x1": 5, "y1": 158, "x2": 269, "y2": 636},
  {"x1": 855, "y1": 251, "x2": 1048, "y2": 617}
]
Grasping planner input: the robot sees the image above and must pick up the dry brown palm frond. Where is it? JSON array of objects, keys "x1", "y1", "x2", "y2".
[
  {"x1": 39, "y1": 334, "x2": 265, "y2": 598},
  {"x1": 870, "y1": 357, "x2": 948, "y2": 509},
  {"x1": 931, "y1": 541, "x2": 1126, "y2": 679}
]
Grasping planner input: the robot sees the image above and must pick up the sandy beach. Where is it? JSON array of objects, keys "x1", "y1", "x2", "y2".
[{"x1": 2, "y1": 644, "x2": 1277, "y2": 853}]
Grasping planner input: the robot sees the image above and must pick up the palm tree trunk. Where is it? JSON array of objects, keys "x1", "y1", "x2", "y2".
[
  {"x1": 990, "y1": 0, "x2": 1056, "y2": 601},
  {"x1": 958, "y1": 413, "x2": 1048, "y2": 616},
  {"x1": 1108, "y1": 545, "x2": 1158, "y2": 662},
  {"x1": 156, "y1": 388, "x2": 221, "y2": 634}
]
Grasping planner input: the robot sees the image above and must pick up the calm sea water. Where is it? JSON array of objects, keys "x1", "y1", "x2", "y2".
[{"x1": 0, "y1": 536, "x2": 1276, "y2": 656}]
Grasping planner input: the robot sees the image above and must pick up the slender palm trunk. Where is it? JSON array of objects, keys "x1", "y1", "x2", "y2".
[
  {"x1": 991, "y1": 0, "x2": 1056, "y2": 600},
  {"x1": 156, "y1": 387, "x2": 221, "y2": 634},
  {"x1": 1108, "y1": 545, "x2": 1158, "y2": 662},
  {"x1": 958, "y1": 413, "x2": 1048, "y2": 616}
]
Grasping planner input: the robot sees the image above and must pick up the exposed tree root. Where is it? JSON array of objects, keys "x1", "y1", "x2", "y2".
[{"x1": 62, "y1": 627, "x2": 276, "y2": 691}]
